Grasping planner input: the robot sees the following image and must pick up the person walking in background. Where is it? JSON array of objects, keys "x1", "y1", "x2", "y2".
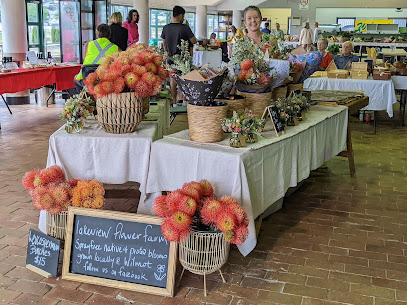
[
  {"x1": 109, "y1": 12, "x2": 128, "y2": 51},
  {"x1": 161, "y1": 6, "x2": 197, "y2": 105},
  {"x1": 261, "y1": 22, "x2": 271, "y2": 34},
  {"x1": 122, "y1": 9, "x2": 139, "y2": 45},
  {"x1": 274, "y1": 23, "x2": 284, "y2": 39},
  {"x1": 314, "y1": 22, "x2": 321, "y2": 45},
  {"x1": 299, "y1": 22, "x2": 313, "y2": 52}
]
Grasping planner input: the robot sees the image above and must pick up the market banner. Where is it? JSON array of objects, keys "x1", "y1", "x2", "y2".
[{"x1": 355, "y1": 19, "x2": 393, "y2": 33}]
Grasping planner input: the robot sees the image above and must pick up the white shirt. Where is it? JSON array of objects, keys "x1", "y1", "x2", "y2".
[{"x1": 313, "y1": 27, "x2": 321, "y2": 43}]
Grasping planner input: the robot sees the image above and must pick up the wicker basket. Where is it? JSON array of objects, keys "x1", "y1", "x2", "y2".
[
  {"x1": 238, "y1": 91, "x2": 273, "y2": 118},
  {"x1": 142, "y1": 97, "x2": 150, "y2": 116},
  {"x1": 179, "y1": 230, "x2": 229, "y2": 296},
  {"x1": 187, "y1": 102, "x2": 227, "y2": 143},
  {"x1": 287, "y1": 83, "x2": 304, "y2": 95},
  {"x1": 46, "y1": 211, "x2": 68, "y2": 240},
  {"x1": 217, "y1": 95, "x2": 246, "y2": 117},
  {"x1": 271, "y1": 86, "x2": 288, "y2": 103},
  {"x1": 96, "y1": 92, "x2": 143, "y2": 134},
  {"x1": 290, "y1": 72, "x2": 302, "y2": 84}
]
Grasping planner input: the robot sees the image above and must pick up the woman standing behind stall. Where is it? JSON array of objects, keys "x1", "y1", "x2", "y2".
[
  {"x1": 122, "y1": 9, "x2": 139, "y2": 45},
  {"x1": 299, "y1": 22, "x2": 313, "y2": 52},
  {"x1": 109, "y1": 12, "x2": 128, "y2": 51}
]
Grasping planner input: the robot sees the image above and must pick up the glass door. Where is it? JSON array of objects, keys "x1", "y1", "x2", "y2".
[
  {"x1": 59, "y1": 0, "x2": 80, "y2": 62},
  {"x1": 26, "y1": 0, "x2": 44, "y2": 54}
]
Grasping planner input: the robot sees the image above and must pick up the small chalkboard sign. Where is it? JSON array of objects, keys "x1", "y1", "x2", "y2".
[
  {"x1": 26, "y1": 229, "x2": 61, "y2": 278},
  {"x1": 262, "y1": 106, "x2": 285, "y2": 136},
  {"x1": 62, "y1": 207, "x2": 177, "y2": 297}
]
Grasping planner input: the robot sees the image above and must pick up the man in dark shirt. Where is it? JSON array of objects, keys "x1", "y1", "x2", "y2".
[
  {"x1": 161, "y1": 6, "x2": 197, "y2": 104},
  {"x1": 261, "y1": 22, "x2": 271, "y2": 34}
]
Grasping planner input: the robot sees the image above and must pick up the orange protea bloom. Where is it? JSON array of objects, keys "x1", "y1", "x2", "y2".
[
  {"x1": 157, "y1": 67, "x2": 170, "y2": 80},
  {"x1": 133, "y1": 64, "x2": 147, "y2": 76},
  {"x1": 82, "y1": 199, "x2": 92, "y2": 208},
  {"x1": 141, "y1": 52, "x2": 154, "y2": 63},
  {"x1": 84, "y1": 72, "x2": 99, "y2": 88},
  {"x1": 178, "y1": 228, "x2": 190, "y2": 242},
  {"x1": 132, "y1": 55, "x2": 145, "y2": 66},
  {"x1": 38, "y1": 192, "x2": 54, "y2": 211},
  {"x1": 170, "y1": 211, "x2": 192, "y2": 231},
  {"x1": 182, "y1": 181, "x2": 203, "y2": 196},
  {"x1": 153, "y1": 56, "x2": 163, "y2": 67},
  {"x1": 200, "y1": 199, "x2": 222, "y2": 224},
  {"x1": 125, "y1": 72, "x2": 140, "y2": 89},
  {"x1": 240, "y1": 59, "x2": 253, "y2": 70},
  {"x1": 100, "y1": 81, "x2": 114, "y2": 94},
  {"x1": 161, "y1": 218, "x2": 179, "y2": 242},
  {"x1": 71, "y1": 196, "x2": 82, "y2": 207},
  {"x1": 215, "y1": 211, "x2": 236, "y2": 232},
  {"x1": 226, "y1": 203, "x2": 247, "y2": 224},
  {"x1": 237, "y1": 70, "x2": 247, "y2": 81},
  {"x1": 135, "y1": 80, "x2": 152, "y2": 98},
  {"x1": 177, "y1": 196, "x2": 197, "y2": 217},
  {"x1": 121, "y1": 64, "x2": 132, "y2": 74},
  {"x1": 166, "y1": 190, "x2": 185, "y2": 212},
  {"x1": 219, "y1": 195, "x2": 238, "y2": 206},
  {"x1": 32, "y1": 185, "x2": 48, "y2": 210},
  {"x1": 232, "y1": 225, "x2": 249, "y2": 245},
  {"x1": 91, "y1": 196, "x2": 104, "y2": 209},
  {"x1": 199, "y1": 179, "x2": 214, "y2": 197},
  {"x1": 48, "y1": 205, "x2": 62, "y2": 215},
  {"x1": 153, "y1": 195, "x2": 171, "y2": 217},
  {"x1": 113, "y1": 77, "x2": 125, "y2": 94},
  {"x1": 22, "y1": 170, "x2": 39, "y2": 190},
  {"x1": 49, "y1": 184, "x2": 69, "y2": 206},
  {"x1": 93, "y1": 83, "x2": 105, "y2": 98},
  {"x1": 100, "y1": 56, "x2": 114, "y2": 67},
  {"x1": 80, "y1": 187, "x2": 91, "y2": 199},
  {"x1": 141, "y1": 72, "x2": 157, "y2": 86},
  {"x1": 145, "y1": 62, "x2": 158, "y2": 74},
  {"x1": 223, "y1": 230, "x2": 235, "y2": 243}
]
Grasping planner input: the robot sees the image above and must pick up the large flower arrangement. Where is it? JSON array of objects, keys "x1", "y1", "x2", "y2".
[
  {"x1": 84, "y1": 44, "x2": 169, "y2": 99},
  {"x1": 22, "y1": 165, "x2": 105, "y2": 214},
  {"x1": 153, "y1": 180, "x2": 249, "y2": 245}
]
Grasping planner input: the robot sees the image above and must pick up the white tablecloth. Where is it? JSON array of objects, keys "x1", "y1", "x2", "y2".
[
  {"x1": 392, "y1": 76, "x2": 407, "y2": 90},
  {"x1": 192, "y1": 49, "x2": 223, "y2": 69},
  {"x1": 304, "y1": 77, "x2": 397, "y2": 117},
  {"x1": 142, "y1": 106, "x2": 348, "y2": 256}
]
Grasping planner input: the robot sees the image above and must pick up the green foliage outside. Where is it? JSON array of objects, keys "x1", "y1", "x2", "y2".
[
  {"x1": 32, "y1": 27, "x2": 38, "y2": 44},
  {"x1": 51, "y1": 28, "x2": 60, "y2": 43}
]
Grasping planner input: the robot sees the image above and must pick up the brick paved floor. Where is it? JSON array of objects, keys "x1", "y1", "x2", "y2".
[{"x1": 1, "y1": 98, "x2": 407, "y2": 305}]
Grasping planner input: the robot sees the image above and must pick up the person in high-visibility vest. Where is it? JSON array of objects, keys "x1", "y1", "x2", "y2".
[{"x1": 73, "y1": 24, "x2": 119, "y2": 94}]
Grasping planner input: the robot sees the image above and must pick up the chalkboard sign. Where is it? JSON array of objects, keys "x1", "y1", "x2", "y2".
[
  {"x1": 26, "y1": 229, "x2": 61, "y2": 278},
  {"x1": 262, "y1": 106, "x2": 285, "y2": 136},
  {"x1": 62, "y1": 207, "x2": 177, "y2": 297}
]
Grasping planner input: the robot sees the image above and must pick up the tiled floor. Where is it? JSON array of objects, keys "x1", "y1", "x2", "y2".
[{"x1": 1, "y1": 97, "x2": 407, "y2": 305}]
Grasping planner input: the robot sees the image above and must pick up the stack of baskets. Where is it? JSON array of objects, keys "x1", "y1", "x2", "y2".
[{"x1": 238, "y1": 91, "x2": 273, "y2": 118}]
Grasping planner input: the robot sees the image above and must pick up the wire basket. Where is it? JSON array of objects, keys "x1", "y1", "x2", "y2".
[
  {"x1": 46, "y1": 211, "x2": 68, "y2": 240},
  {"x1": 179, "y1": 230, "x2": 230, "y2": 296},
  {"x1": 96, "y1": 92, "x2": 143, "y2": 134}
]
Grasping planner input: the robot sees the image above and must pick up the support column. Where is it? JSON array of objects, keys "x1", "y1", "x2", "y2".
[
  {"x1": 196, "y1": 5, "x2": 207, "y2": 39},
  {"x1": 133, "y1": 0, "x2": 149, "y2": 45},
  {"x1": 1, "y1": 0, "x2": 30, "y2": 105},
  {"x1": 233, "y1": 10, "x2": 243, "y2": 30}
]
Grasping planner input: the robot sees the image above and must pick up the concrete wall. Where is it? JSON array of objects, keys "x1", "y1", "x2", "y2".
[{"x1": 260, "y1": 8, "x2": 291, "y2": 34}]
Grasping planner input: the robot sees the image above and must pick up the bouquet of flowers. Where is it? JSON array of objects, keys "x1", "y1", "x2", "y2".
[
  {"x1": 22, "y1": 165, "x2": 105, "y2": 214},
  {"x1": 153, "y1": 180, "x2": 249, "y2": 245},
  {"x1": 222, "y1": 110, "x2": 265, "y2": 134},
  {"x1": 60, "y1": 93, "x2": 94, "y2": 133},
  {"x1": 261, "y1": 33, "x2": 291, "y2": 60},
  {"x1": 84, "y1": 44, "x2": 169, "y2": 99}
]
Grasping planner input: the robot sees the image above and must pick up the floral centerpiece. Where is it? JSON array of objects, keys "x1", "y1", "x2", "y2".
[
  {"x1": 221, "y1": 110, "x2": 265, "y2": 147},
  {"x1": 275, "y1": 94, "x2": 310, "y2": 125},
  {"x1": 153, "y1": 180, "x2": 249, "y2": 245},
  {"x1": 22, "y1": 165, "x2": 105, "y2": 214},
  {"x1": 60, "y1": 92, "x2": 94, "y2": 133}
]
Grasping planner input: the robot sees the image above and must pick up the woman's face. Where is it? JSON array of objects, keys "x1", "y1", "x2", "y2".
[
  {"x1": 132, "y1": 12, "x2": 138, "y2": 22},
  {"x1": 317, "y1": 41, "x2": 327, "y2": 52},
  {"x1": 244, "y1": 10, "x2": 261, "y2": 33}
]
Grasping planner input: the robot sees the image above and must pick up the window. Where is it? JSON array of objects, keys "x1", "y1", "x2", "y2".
[
  {"x1": 337, "y1": 18, "x2": 356, "y2": 32},
  {"x1": 207, "y1": 14, "x2": 218, "y2": 38},
  {"x1": 0, "y1": 0, "x2": 3, "y2": 59},
  {"x1": 26, "y1": 0, "x2": 44, "y2": 54},
  {"x1": 111, "y1": 5, "x2": 132, "y2": 22},
  {"x1": 43, "y1": 0, "x2": 60, "y2": 60},
  {"x1": 185, "y1": 12, "x2": 195, "y2": 34},
  {"x1": 149, "y1": 9, "x2": 170, "y2": 45},
  {"x1": 392, "y1": 18, "x2": 407, "y2": 28}
]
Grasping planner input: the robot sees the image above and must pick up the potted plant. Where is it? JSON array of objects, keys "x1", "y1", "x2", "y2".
[
  {"x1": 166, "y1": 40, "x2": 228, "y2": 143},
  {"x1": 22, "y1": 165, "x2": 105, "y2": 240},
  {"x1": 84, "y1": 44, "x2": 169, "y2": 134},
  {"x1": 153, "y1": 180, "x2": 249, "y2": 296}
]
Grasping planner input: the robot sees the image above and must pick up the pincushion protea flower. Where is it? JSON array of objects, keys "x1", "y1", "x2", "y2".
[
  {"x1": 153, "y1": 179, "x2": 249, "y2": 245},
  {"x1": 22, "y1": 170, "x2": 39, "y2": 190}
]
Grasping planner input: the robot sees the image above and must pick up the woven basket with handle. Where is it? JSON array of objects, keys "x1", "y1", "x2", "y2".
[
  {"x1": 238, "y1": 91, "x2": 273, "y2": 118},
  {"x1": 179, "y1": 230, "x2": 229, "y2": 296},
  {"x1": 187, "y1": 102, "x2": 227, "y2": 143},
  {"x1": 287, "y1": 83, "x2": 304, "y2": 95},
  {"x1": 96, "y1": 92, "x2": 143, "y2": 134}
]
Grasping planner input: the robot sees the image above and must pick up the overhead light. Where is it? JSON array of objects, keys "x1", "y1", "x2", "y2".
[{"x1": 396, "y1": 8, "x2": 403, "y2": 12}]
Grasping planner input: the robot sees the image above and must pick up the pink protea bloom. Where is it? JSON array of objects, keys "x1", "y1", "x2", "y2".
[
  {"x1": 153, "y1": 195, "x2": 171, "y2": 217},
  {"x1": 22, "y1": 170, "x2": 39, "y2": 190}
]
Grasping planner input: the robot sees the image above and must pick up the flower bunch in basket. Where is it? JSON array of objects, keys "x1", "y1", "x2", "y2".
[
  {"x1": 60, "y1": 92, "x2": 94, "y2": 132},
  {"x1": 84, "y1": 44, "x2": 169, "y2": 99},
  {"x1": 153, "y1": 180, "x2": 249, "y2": 245},
  {"x1": 22, "y1": 165, "x2": 105, "y2": 214},
  {"x1": 221, "y1": 110, "x2": 265, "y2": 135}
]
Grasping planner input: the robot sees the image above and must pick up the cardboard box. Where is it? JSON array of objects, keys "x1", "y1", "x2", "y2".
[
  {"x1": 327, "y1": 69, "x2": 349, "y2": 79},
  {"x1": 350, "y1": 71, "x2": 369, "y2": 80},
  {"x1": 351, "y1": 62, "x2": 368, "y2": 71}
]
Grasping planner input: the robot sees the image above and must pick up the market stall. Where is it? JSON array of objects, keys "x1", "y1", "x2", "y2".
[
  {"x1": 142, "y1": 105, "x2": 349, "y2": 256},
  {"x1": 304, "y1": 77, "x2": 397, "y2": 117}
]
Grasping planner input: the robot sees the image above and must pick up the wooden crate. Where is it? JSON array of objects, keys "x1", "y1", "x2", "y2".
[
  {"x1": 327, "y1": 69, "x2": 349, "y2": 79},
  {"x1": 350, "y1": 71, "x2": 369, "y2": 80},
  {"x1": 310, "y1": 71, "x2": 328, "y2": 78},
  {"x1": 351, "y1": 62, "x2": 368, "y2": 71},
  {"x1": 373, "y1": 71, "x2": 391, "y2": 80}
]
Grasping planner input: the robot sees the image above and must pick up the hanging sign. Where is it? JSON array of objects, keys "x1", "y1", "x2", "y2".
[{"x1": 299, "y1": 0, "x2": 309, "y2": 10}]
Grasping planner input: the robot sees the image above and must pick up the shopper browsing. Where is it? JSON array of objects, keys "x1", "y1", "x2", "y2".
[{"x1": 122, "y1": 9, "x2": 139, "y2": 45}]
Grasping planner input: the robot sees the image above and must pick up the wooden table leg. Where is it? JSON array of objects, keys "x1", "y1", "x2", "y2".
[{"x1": 337, "y1": 121, "x2": 355, "y2": 176}]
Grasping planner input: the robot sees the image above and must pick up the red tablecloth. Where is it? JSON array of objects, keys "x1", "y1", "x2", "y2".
[{"x1": 0, "y1": 65, "x2": 81, "y2": 95}]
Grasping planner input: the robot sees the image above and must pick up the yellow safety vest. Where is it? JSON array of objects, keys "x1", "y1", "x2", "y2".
[{"x1": 75, "y1": 38, "x2": 118, "y2": 80}]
